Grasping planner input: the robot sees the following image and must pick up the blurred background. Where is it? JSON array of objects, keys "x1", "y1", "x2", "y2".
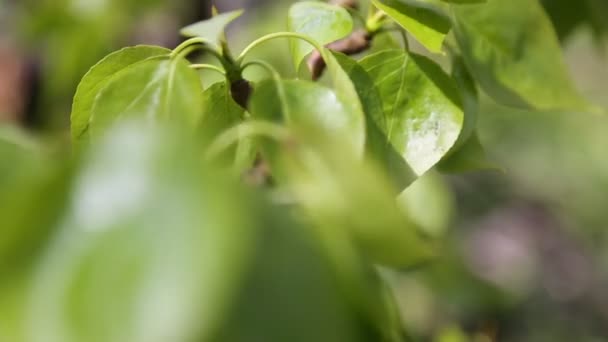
[{"x1": 1, "y1": 0, "x2": 608, "y2": 341}]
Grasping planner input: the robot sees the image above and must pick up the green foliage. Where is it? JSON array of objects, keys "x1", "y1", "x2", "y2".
[
  {"x1": 1, "y1": 0, "x2": 603, "y2": 341},
  {"x1": 288, "y1": 2, "x2": 354, "y2": 69},
  {"x1": 371, "y1": 0, "x2": 451, "y2": 53},
  {"x1": 71, "y1": 46, "x2": 171, "y2": 144},
  {"x1": 359, "y1": 49, "x2": 464, "y2": 175},
  {"x1": 451, "y1": 0, "x2": 590, "y2": 111},
  {"x1": 180, "y1": 9, "x2": 244, "y2": 46}
]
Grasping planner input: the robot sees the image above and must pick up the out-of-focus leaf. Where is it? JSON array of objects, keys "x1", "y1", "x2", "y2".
[
  {"x1": 371, "y1": 0, "x2": 451, "y2": 53},
  {"x1": 89, "y1": 57, "x2": 203, "y2": 140},
  {"x1": 288, "y1": 2, "x2": 353, "y2": 69},
  {"x1": 322, "y1": 49, "x2": 367, "y2": 157},
  {"x1": 70, "y1": 46, "x2": 170, "y2": 145},
  {"x1": 26, "y1": 122, "x2": 256, "y2": 342},
  {"x1": 451, "y1": 0, "x2": 590, "y2": 111},
  {"x1": 542, "y1": 0, "x2": 608, "y2": 42},
  {"x1": 0, "y1": 140, "x2": 68, "y2": 279},
  {"x1": 437, "y1": 133, "x2": 499, "y2": 173},
  {"x1": 359, "y1": 49, "x2": 464, "y2": 176},
  {"x1": 282, "y1": 147, "x2": 438, "y2": 268},
  {"x1": 0, "y1": 138, "x2": 69, "y2": 342},
  {"x1": 398, "y1": 172, "x2": 453, "y2": 238},
  {"x1": 212, "y1": 208, "x2": 375, "y2": 342},
  {"x1": 180, "y1": 10, "x2": 244, "y2": 45},
  {"x1": 440, "y1": 0, "x2": 485, "y2": 3},
  {"x1": 450, "y1": 55, "x2": 477, "y2": 150}
]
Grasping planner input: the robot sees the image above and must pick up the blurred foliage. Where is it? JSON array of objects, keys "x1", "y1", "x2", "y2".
[{"x1": 1, "y1": 0, "x2": 608, "y2": 341}]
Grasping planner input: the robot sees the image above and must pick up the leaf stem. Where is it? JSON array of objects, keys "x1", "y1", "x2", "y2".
[
  {"x1": 205, "y1": 121, "x2": 291, "y2": 161},
  {"x1": 171, "y1": 38, "x2": 224, "y2": 62},
  {"x1": 190, "y1": 63, "x2": 227, "y2": 77},
  {"x1": 241, "y1": 60, "x2": 282, "y2": 82},
  {"x1": 366, "y1": 10, "x2": 387, "y2": 33},
  {"x1": 236, "y1": 32, "x2": 324, "y2": 65}
]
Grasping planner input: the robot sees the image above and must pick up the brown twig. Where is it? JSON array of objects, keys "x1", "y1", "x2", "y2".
[
  {"x1": 307, "y1": 28, "x2": 372, "y2": 80},
  {"x1": 329, "y1": 0, "x2": 359, "y2": 9}
]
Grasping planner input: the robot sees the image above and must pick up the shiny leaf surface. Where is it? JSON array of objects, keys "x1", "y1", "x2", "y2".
[
  {"x1": 70, "y1": 46, "x2": 170, "y2": 145},
  {"x1": 360, "y1": 49, "x2": 464, "y2": 176}
]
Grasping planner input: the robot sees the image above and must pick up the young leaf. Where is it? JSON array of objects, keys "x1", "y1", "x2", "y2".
[
  {"x1": 330, "y1": 52, "x2": 417, "y2": 191},
  {"x1": 359, "y1": 50, "x2": 464, "y2": 176},
  {"x1": 88, "y1": 57, "x2": 203, "y2": 141},
  {"x1": 249, "y1": 76, "x2": 436, "y2": 267},
  {"x1": 199, "y1": 82, "x2": 248, "y2": 166},
  {"x1": 180, "y1": 10, "x2": 244, "y2": 45},
  {"x1": 288, "y1": 2, "x2": 353, "y2": 69},
  {"x1": 371, "y1": 0, "x2": 451, "y2": 54},
  {"x1": 451, "y1": 0, "x2": 589, "y2": 111},
  {"x1": 250, "y1": 79, "x2": 361, "y2": 155},
  {"x1": 70, "y1": 46, "x2": 170, "y2": 144}
]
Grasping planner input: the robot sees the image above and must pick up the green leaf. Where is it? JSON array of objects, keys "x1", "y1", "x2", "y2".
[
  {"x1": 0, "y1": 139, "x2": 70, "y2": 342},
  {"x1": 27, "y1": 122, "x2": 256, "y2": 342},
  {"x1": 70, "y1": 46, "x2": 170, "y2": 144},
  {"x1": 280, "y1": 147, "x2": 438, "y2": 268},
  {"x1": 330, "y1": 52, "x2": 417, "y2": 191},
  {"x1": 212, "y1": 209, "x2": 372, "y2": 341},
  {"x1": 288, "y1": 1, "x2": 353, "y2": 69},
  {"x1": 451, "y1": 0, "x2": 589, "y2": 111},
  {"x1": 199, "y1": 82, "x2": 247, "y2": 165},
  {"x1": 437, "y1": 133, "x2": 499, "y2": 173},
  {"x1": 249, "y1": 78, "x2": 434, "y2": 268},
  {"x1": 398, "y1": 172, "x2": 453, "y2": 238},
  {"x1": 450, "y1": 55, "x2": 478, "y2": 150},
  {"x1": 0, "y1": 142, "x2": 68, "y2": 279},
  {"x1": 250, "y1": 79, "x2": 361, "y2": 155},
  {"x1": 359, "y1": 49, "x2": 464, "y2": 176},
  {"x1": 180, "y1": 9, "x2": 244, "y2": 45},
  {"x1": 89, "y1": 57, "x2": 203, "y2": 141},
  {"x1": 440, "y1": 0, "x2": 485, "y2": 3},
  {"x1": 322, "y1": 49, "x2": 368, "y2": 156},
  {"x1": 371, "y1": 0, "x2": 451, "y2": 54}
]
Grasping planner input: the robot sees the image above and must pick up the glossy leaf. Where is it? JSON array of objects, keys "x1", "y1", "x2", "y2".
[
  {"x1": 288, "y1": 2, "x2": 353, "y2": 69},
  {"x1": 249, "y1": 79, "x2": 435, "y2": 268},
  {"x1": 371, "y1": 0, "x2": 451, "y2": 54},
  {"x1": 451, "y1": 0, "x2": 589, "y2": 111},
  {"x1": 180, "y1": 9, "x2": 244, "y2": 45},
  {"x1": 27, "y1": 122, "x2": 256, "y2": 342},
  {"x1": 70, "y1": 46, "x2": 170, "y2": 144},
  {"x1": 360, "y1": 49, "x2": 464, "y2": 176},
  {"x1": 89, "y1": 57, "x2": 203, "y2": 140},
  {"x1": 250, "y1": 78, "x2": 364, "y2": 159},
  {"x1": 330, "y1": 52, "x2": 417, "y2": 191}
]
